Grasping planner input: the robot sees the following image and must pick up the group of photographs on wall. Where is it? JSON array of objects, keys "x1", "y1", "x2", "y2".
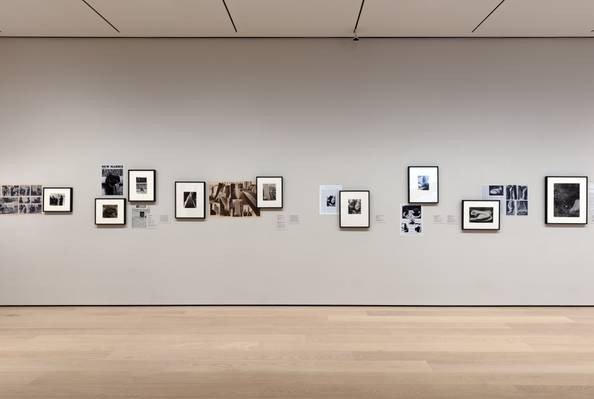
[{"x1": 2, "y1": 164, "x2": 589, "y2": 232}]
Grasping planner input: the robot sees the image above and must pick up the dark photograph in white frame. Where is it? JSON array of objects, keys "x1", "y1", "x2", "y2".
[
  {"x1": 339, "y1": 190, "x2": 370, "y2": 228},
  {"x1": 256, "y1": 176, "x2": 283, "y2": 209},
  {"x1": 175, "y1": 181, "x2": 206, "y2": 220},
  {"x1": 42, "y1": 187, "x2": 73, "y2": 213},
  {"x1": 95, "y1": 198, "x2": 126, "y2": 226},
  {"x1": 545, "y1": 176, "x2": 588, "y2": 225},
  {"x1": 128, "y1": 169, "x2": 156, "y2": 202},
  {"x1": 408, "y1": 166, "x2": 439, "y2": 204},
  {"x1": 462, "y1": 200, "x2": 501, "y2": 231}
]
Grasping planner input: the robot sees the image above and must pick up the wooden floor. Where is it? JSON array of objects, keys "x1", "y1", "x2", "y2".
[{"x1": 2, "y1": 307, "x2": 594, "y2": 398}]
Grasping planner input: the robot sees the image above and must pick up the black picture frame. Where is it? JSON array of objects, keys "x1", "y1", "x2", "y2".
[
  {"x1": 95, "y1": 198, "x2": 127, "y2": 226},
  {"x1": 545, "y1": 176, "x2": 588, "y2": 225},
  {"x1": 461, "y1": 200, "x2": 501, "y2": 231},
  {"x1": 128, "y1": 169, "x2": 157, "y2": 203},
  {"x1": 175, "y1": 181, "x2": 207, "y2": 220},
  {"x1": 408, "y1": 166, "x2": 439, "y2": 204},
  {"x1": 339, "y1": 190, "x2": 370, "y2": 229},
  {"x1": 256, "y1": 176, "x2": 284, "y2": 209},
  {"x1": 42, "y1": 187, "x2": 73, "y2": 213}
]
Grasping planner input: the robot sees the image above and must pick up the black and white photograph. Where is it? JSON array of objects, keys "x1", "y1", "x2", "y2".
[
  {"x1": 488, "y1": 185, "x2": 504, "y2": 196},
  {"x1": 518, "y1": 185, "x2": 528, "y2": 201},
  {"x1": 401, "y1": 204, "x2": 423, "y2": 236},
  {"x1": 517, "y1": 200, "x2": 528, "y2": 216},
  {"x1": 319, "y1": 185, "x2": 342, "y2": 215},
  {"x1": 95, "y1": 198, "x2": 126, "y2": 225},
  {"x1": 0, "y1": 198, "x2": 18, "y2": 215},
  {"x1": 2, "y1": 185, "x2": 20, "y2": 197},
  {"x1": 408, "y1": 166, "x2": 439, "y2": 204},
  {"x1": 128, "y1": 170, "x2": 156, "y2": 202},
  {"x1": 462, "y1": 200, "x2": 500, "y2": 230},
  {"x1": 175, "y1": 181, "x2": 206, "y2": 220},
  {"x1": 43, "y1": 187, "x2": 73, "y2": 213},
  {"x1": 506, "y1": 185, "x2": 517, "y2": 200},
  {"x1": 339, "y1": 190, "x2": 370, "y2": 228},
  {"x1": 256, "y1": 176, "x2": 283, "y2": 209},
  {"x1": 101, "y1": 165, "x2": 124, "y2": 196},
  {"x1": 19, "y1": 185, "x2": 30, "y2": 196},
  {"x1": 506, "y1": 200, "x2": 515, "y2": 216},
  {"x1": 209, "y1": 181, "x2": 260, "y2": 217},
  {"x1": 546, "y1": 176, "x2": 588, "y2": 224}
]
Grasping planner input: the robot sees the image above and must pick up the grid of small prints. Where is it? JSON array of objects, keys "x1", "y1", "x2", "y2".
[{"x1": 0, "y1": 185, "x2": 43, "y2": 215}]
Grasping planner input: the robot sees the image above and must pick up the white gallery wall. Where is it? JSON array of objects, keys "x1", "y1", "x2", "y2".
[{"x1": 1, "y1": 38, "x2": 593, "y2": 305}]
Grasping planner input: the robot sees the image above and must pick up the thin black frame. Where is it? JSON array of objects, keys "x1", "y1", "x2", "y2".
[
  {"x1": 42, "y1": 187, "x2": 73, "y2": 213},
  {"x1": 408, "y1": 166, "x2": 439, "y2": 204},
  {"x1": 545, "y1": 176, "x2": 589, "y2": 225},
  {"x1": 461, "y1": 200, "x2": 501, "y2": 231},
  {"x1": 339, "y1": 190, "x2": 371, "y2": 229},
  {"x1": 95, "y1": 198, "x2": 127, "y2": 226},
  {"x1": 256, "y1": 176, "x2": 284, "y2": 209},
  {"x1": 175, "y1": 181, "x2": 207, "y2": 220},
  {"x1": 128, "y1": 169, "x2": 157, "y2": 203}
]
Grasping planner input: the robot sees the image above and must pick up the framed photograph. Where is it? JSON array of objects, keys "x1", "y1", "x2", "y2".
[
  {"x1": 256, "y1": 176, "x2": 283, "y2": 209},
  {"x1": 42, "y1": 187, "x2": 73, "y2": 213},
  {"x1": 339, "y1": 190, "x2": 370, "y2": 228},
  {"x1": 95, "y1": 198, "x2": 126, "y2": 225},
  {"x1": 545, "y1": 176, "x2": 588, "y2": 225},
  {"x1": 408, "y1": 166, "x2": 439, "y2": 204},
  {"x1": 175, "y1": 181, "x2": 206, "y2": 220},
  {"x1": 462, "y1": 200, "x2": 500, "y2": 231},
  {"x1": 128, "y1": 169, "x2": 156, "y2": 202}
]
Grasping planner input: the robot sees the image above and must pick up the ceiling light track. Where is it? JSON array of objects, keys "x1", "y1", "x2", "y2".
[
  {"x1": 472, "y1": 0, "x2": 506, "y2": 33},
  {"x1": 81, "y1": 0, "x2": 120, "y2": 34},
  {"x1": 222, "y1": 0, "x2": 238, "y2": 33}
]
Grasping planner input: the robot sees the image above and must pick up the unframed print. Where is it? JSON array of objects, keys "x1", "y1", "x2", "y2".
[
  {"x1": 319, "y1": 185, "x2": 342, "y2": 215},
  {"x1": 208, "y1": 181, "x2": 260, "y2": 217},
  {"x1": 101, "y1": 165, "x2": 124, "y2": 196},
  {"x1": 401, "y1": 204, "x2": 423, "y2": 235}
]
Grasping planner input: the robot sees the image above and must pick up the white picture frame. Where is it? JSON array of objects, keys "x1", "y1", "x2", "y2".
[
  {"x1": 339, "y1": 190, "x2": 370, "y2": 228},
  {"x1": 128, "y1": 169, "x2": 156, "y2": 202},
  {"x1": 256, "y1": 176, "x2": 283, "y2": 209}
]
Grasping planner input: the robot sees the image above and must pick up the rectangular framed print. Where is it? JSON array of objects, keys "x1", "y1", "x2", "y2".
[
  {"x1": 95, "y1": 198, "x2": 126, "y2": 225},
  {"x1": 42, "y1": 187, "x2": 73, "y2": 213},
  {"x1": 545, "y1": 176, "x2": 588, "y2": 225},
  {"x1": 256, "y1": 176, "x2": 283, "y2": 209},
  {"x1": 339, "y1": 190, "x2": 370, "y2": 228},
  {"x1": 408, "y1": 166, "x2": 439, "y2": 204},
  {"x1": 175, "y1": 181, "x2": 206, "y2": 219},
  {"x1": 462, "y1": 200, "x2": 500, "y2": 231},
  {"x1": 128, "y1": 169, "x2": 156, "y2": 202}
]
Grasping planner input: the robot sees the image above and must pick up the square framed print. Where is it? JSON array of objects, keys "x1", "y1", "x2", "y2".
[
  {"x1": 545, "y1": 176, "x2": 588, "y2": 225},
  {"x1": 462, "y1": 200, "x2": 500, "y2": 231},
  {"x1": 408, "y1": 166, "x2": 439, "y2": 204},
  {"x1": 128, "y1": 169, "x2": 156, "y2": 202},
  {"x1": 95, "y1": 198, "x2": 126, "y2": 225},
  {"x1": 339, "y1": 190, "x2": 370, "y2": 228},
  {"x1": 256, "y1": 176, "x2": 283, "y2": 209},
  {"x1": 175, "y1": 181, "x2": 206, "y2": 220},
  {"x1": 42, "y1": 187, "x2": 73, "y2": 213}
]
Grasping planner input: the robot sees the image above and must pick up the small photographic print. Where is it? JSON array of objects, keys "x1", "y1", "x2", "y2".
[
  {"x1": 136, "y1": 177, "x2": 148, "y2": 194},
  {"x1": 469, "y1": 207, "x2": 494, "y2": 223},
  {"x1": 262, "y1": 184, "x2": 277, "y2": 201},
  {"x1": 183, "y1": 191, "x2": 197, "y2": 209},
  {"x1": 518, "y1": 185, "x2": 528, "y2": 200},
  {"x1": 10, "y1": 186, "x2": 19, "y2": 197},
  {"x1": 506, "y1": 185, "x2": 517, "y2": 200},
  {"x1": 506, "y1": 200, "x2": 516, "y2": 216},
  {"x1": 348, "y1": 199, "x2": 362, "y2": 214},
  {"x1": 489, "y1": 185, "x2": 504, "y2": 196},
  {"x1": 554, "y1": 183, "x2": 580, "y2": 218},
  {"x1": 401, "y1": 204, "x2": 423, "y2": 235},
  {"x1": 417, "y1": 176, "x2": 430, "y2": 191},
  {"x1": 101, "y1": 165, "x2": 124, "y2": 196},
  {"x1": 319, "y1": 185, "x2": 342, "y2": 215},
  {"x1": 326, "y1": 195, "x2": 336, "y2": 207},
  {"x1": 30, "y1": 185, "x2": 42, "y2": 196},
  {"x1": 19, "y1": 185, "x2": 31, "y2": 196},
  {"x1": 517, "y1": 200, "x2": 528, "y2": 216},
  {"x1": 49, "y1": 194, "x2": 65, "y2": 206},
  {"x1": 1, "y1": 186, "x2": 9, "y2": 197},
  {"x1": 19, "y1": 197, "x2": 31, "y2": 204},
  {"x1": 0, "y1": 198, "x2": 18, "y2": 214},
  {"x1": 103, "y1": 205, "x2": 118, "y2": 218}
]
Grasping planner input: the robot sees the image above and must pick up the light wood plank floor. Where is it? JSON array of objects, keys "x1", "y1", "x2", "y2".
[{"x1": 2, "y1": 307, "x2": 594, "y2": 398}]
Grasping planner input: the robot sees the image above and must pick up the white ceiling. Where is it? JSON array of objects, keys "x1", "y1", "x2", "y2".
[{"x1": 0, "y1": 0, "x2": 593, "y2": 37}]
